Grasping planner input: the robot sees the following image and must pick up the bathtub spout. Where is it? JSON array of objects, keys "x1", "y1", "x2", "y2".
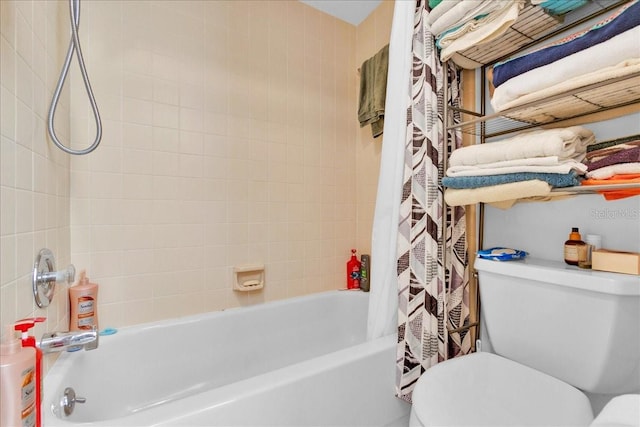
[{"x1": 40, "y1": 326, "x2": 98, "y2": 353}]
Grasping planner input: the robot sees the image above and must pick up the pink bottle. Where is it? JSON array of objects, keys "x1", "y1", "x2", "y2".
[
  {"x1": 15, "y1": 318, "x2": 45, "y2": 427},
  {"x1": 69, "y1": 270, "x2": 99, "y2": 331},
  {"x1": 0, "y1": 327, "x2": 37, "y2": 427}
]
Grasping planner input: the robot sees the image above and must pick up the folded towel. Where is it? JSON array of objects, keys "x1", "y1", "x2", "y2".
[
  {"x1": 448, "y1": 156, "x2": 562, "y2": 172},
  {"x1": 493, "y1": 56, "x2": 640, "y2": 113},
  {"x1": 586, "y1": 147, "x2": 640, "y2": 171},
  {"x1": 449, "y1": 126, "x2": 595, "y2": 166},
  {"x1": 447, "y1": 159, "x2": 587, "y2": 177},
  {"x1": 429, "y1": 0, "x2": 445, "y2": 10},
  {"x1": 358, "y1": 44, "x2": 389, "y2": 138},
  {"x1": 587, "y1": 141, "x2": 640, "y2": 163},
  {"x1": 488, "y1": 191, "x2": 575, "y2": 209},
  {"x1": 426, "y1": 0, "x2": 462, "y2": 27},
  {"x1": 586, "y1": 141, "x2": 640, "y2": 166},
  {"x1": 491, "y1": 28, "x2": 640, "y2": 111},
  {"x1": 587, "y1": 134, "x2": 640, "y2": 154},
  {"x1": 436, "y1": 1, "x2": 519, "y2": 50},
  {"x1": 493, "y1": 0, "x2": 640, "y2": 87},
  {"x1": 537, "y1": 0, "x2": 588, "y2": 16},
  {"x1": 436, "y1": 13, "x2": 491, "y2": 49},
  {"x1": 459, "y1": 155, "x2": 563, "y2": 167},
  {"x1": 443, "y1": 171, "x2": 581, "y2": 189},
  {"x1": 586, "y1": 162, "x2": 640, "y2": 179},
  {"x1": 444, "y1": 179, "x2": 551, "y2": 206},
  {"x1": 582, "y1": 174, "x2": 640, "y2": 200},
  {"x1": 430, "y1": 0, "x2": 508, "y2": 37},
  {"x1": 440, "y1": 1, "x2": 524, "y2": 65}
]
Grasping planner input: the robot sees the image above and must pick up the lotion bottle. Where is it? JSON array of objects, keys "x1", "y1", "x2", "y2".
[
  {"x1": 0, "y1": 326, "x2": 36, "y2": 427},
  {"x1": 564, "y1": 227, "x2": 586, "y2": 266},
  {"x1": 69, "y1": 270, "x2": 99, "y2": 331},
  {"x1": 14, "y1": 318, "x2": 45, "y2": 427}
]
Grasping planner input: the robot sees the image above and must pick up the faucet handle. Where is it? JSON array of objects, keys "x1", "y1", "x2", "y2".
[
  {"x1": 32, "y1": 248, "x2": 76, "y2": 308},
  {"x1": 38, "y1": 264, "x2": 76, "y2": 285}
]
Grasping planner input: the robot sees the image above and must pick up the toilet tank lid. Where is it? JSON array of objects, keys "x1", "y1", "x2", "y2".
[{"x1": 475, "y1": 256, "x2": 640, "y2": 296}]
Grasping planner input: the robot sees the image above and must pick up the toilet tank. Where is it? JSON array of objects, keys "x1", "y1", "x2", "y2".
[{"x1": 475, "y1": 256, "x2": 640, "y2": 394}]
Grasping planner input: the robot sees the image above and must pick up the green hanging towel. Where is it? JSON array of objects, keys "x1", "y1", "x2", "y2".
[{"x1": 357, "y1": 44, "x2": 389, "y2": 138}]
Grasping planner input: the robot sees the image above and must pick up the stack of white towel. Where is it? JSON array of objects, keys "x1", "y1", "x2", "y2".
[
  {"x1": 443, "y1": 126, "x2": 595, "y2": 208},
  {"x1": 490, "y1": 0, "x2": 640, "y2": 112},
  {"x1": 427, "y1": 0, "x2": 525, "y2": 68}
]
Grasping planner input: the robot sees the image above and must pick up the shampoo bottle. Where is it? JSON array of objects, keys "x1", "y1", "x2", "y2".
[
  {"x1": 346, "y1": 249, "x2": 361, "y2": 289},
  {"x1": 69, "y1": 270, "x2": 99, "y2": 331},
  {"x1": 14, "y1": 318, "x2": 45, "y2": 427},
  {"x1": 360, "y1": 254, "x2": 370, "y2": 292},
  {"x1": 564, "y1": 227, "x2": 586, "y2": 266},
  {"x1": 0, "y1": 326, "x2": 36, "y2": 427}
]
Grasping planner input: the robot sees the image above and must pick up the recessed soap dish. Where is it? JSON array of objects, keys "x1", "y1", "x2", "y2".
[{"x1": 233, "y1": 264, "x2": 265, "y2": 292}]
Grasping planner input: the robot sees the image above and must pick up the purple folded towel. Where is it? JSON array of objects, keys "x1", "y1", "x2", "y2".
[{"x1": 586, "y1": 146, "x2": 640, "y2": 171}]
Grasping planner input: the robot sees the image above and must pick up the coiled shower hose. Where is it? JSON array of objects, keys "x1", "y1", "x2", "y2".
[{"x1": 48, "y1": 0, "x2": 102, "y2": 155}]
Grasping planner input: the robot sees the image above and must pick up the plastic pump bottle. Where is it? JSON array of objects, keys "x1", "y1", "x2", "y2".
[
  {"x1": 0, "y1": 326, "x2": 37, "y2": 427},
  {"x1": 14, "y1": 317, "x2": 46, "y2": 427},
  {"x1": 69, "y1": 270, "x2": 99, "y2": 331}
]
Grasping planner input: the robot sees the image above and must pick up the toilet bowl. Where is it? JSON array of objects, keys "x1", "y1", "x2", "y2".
[{"x1": 409, "y1": 257, "x2": 640, "y2": 426}]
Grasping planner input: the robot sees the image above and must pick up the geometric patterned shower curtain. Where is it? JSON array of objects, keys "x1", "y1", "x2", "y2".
[{"x1": 395, "y1": 0, "x2": 472, "y2": 403}]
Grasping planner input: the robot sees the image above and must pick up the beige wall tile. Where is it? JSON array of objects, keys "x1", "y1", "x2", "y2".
[{"x1": 2, "y1": 0, "x2": 392, "y2": 341}]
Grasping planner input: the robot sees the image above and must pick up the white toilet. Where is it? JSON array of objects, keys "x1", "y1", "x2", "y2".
[{"x1": 410, "y1": 256, "x2": 640, "y2": 426}]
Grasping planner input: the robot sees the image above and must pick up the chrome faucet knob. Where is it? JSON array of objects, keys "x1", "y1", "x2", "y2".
[
  {"x1": 32, "y1": 248, "x2": 76, "y2": 308},
  {"x1": 61, "y1": 387, "x2": 86, "y2": 416}
]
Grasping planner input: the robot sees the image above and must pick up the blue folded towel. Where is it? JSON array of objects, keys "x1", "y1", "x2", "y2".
[
  {"x1": 442, "y1": 171, "x2": 581, "y2": 189},
  {"x1": 539, "y1": 0, "x2": 587, "y2": 16},
  {"x1": 493, "y1": 0, "x2": 640, "y2": 87}
]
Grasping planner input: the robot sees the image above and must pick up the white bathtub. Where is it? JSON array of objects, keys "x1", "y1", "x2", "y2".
[{"x1": 44, "y1": 291, "x2": 410, "y2": 426}]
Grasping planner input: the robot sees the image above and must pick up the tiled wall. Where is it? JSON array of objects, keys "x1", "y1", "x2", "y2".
[
  {"x1": 68, "y1": 0, "x2": 393, "y2": 327},
  {"x1": 0, "y1": 0, "x2": 393, "y2": 340},
  {"x1": 0, "y1": 0, "x2": 72, "y2": 344}
]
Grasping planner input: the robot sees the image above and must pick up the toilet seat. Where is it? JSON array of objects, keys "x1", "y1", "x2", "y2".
[
  {"x1": 590, "y1": 394, "x2": 640, "y2": 427},
  {"x1": 410, "y1": 352, "x2": 594, "y2": 427}
]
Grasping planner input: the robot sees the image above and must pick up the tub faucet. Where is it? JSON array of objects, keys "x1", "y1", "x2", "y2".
[{"x1": 40, "y1": 326, "x2": 98, "y2": 353}]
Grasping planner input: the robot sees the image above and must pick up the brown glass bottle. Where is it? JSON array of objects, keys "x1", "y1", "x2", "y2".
[{"x1": 564, "y1": 227, "x2": 586, "y2": 266}]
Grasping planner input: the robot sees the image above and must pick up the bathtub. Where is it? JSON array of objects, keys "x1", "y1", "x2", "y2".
[{"x1": 44, "y1": 290, "x2": 410, "y2": 426}]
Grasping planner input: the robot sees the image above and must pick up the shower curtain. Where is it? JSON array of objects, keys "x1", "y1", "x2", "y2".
[
  {"x1": 367, "y1": 0, "x2": 414, "y2": 342},
  {"x1": 395, "y1": 0, "x2": 471, "y2": 403},
  {"x1": 367, "y1": 0, "x2": 472, "y2": 403}
]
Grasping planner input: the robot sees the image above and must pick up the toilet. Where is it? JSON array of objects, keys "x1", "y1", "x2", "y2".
[{"x1": 410, "y1": 256, "x2": 640, "y2": 426}]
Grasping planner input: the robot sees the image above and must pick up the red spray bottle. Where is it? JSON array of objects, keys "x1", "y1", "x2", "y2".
[
  {"x1": 346, "y1": 249, "x2": 361, "y2": 289},
  {"x1": 15, "y1": 317, "x2": 46, "y2": 427}
]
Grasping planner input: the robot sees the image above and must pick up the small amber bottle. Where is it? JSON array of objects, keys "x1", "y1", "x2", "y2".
[{"x1": 564, "y1": 227, "x2": 586, "y2": 266}]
